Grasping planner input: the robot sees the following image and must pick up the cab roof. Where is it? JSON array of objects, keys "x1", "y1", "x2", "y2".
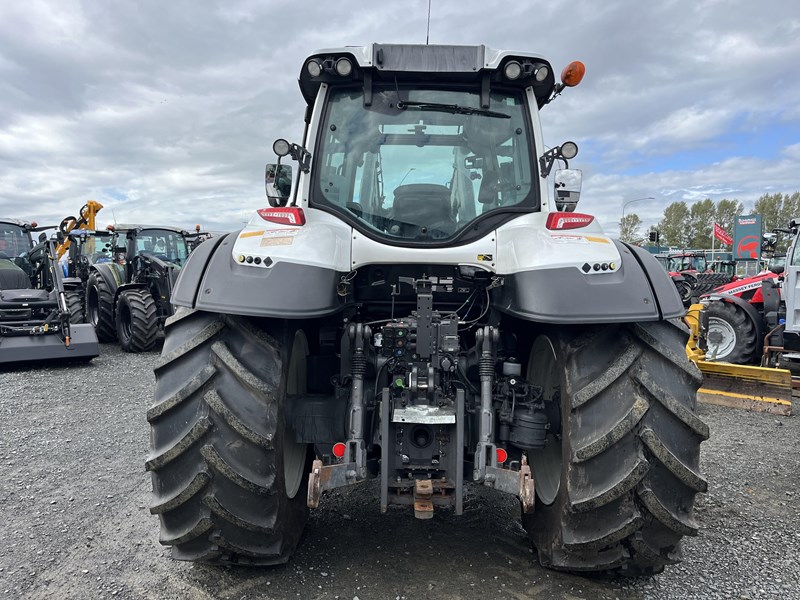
[
  {"x1": 112, "y1": 224, "x2": 189, "y2": 235},
  {"x1": 298, "y1": 43, "x2": 558, "y2": 108},
  {"x1": 0, "y1": 217, "x2": 33, "y2": 229}
]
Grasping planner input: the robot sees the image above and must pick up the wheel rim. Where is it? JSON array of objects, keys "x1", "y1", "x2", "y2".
[
  {"x1": 707, "y1": 316, "x2": 736, "y2": 359},
  {"x1": 526, "y1": 335, "x2": 562, "y2": 505},
  {"x1": 283, "y1": 330, "x2": 309, "y2": 499}
]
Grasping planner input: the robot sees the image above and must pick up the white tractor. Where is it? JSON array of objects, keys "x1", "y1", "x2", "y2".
[{"x1": 147, "y1": 44, "x2": 707, "y2": 575}]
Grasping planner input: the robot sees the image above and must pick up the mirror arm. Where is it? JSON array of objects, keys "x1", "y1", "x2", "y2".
[
  {"x1": 539, "y1": 147, "x2": 560, "y2": 178},
  {"x1": 288, "y1": 143, "x2": 312, "y2": 173}
]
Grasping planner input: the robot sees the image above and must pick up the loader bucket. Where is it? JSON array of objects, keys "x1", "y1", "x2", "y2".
[
  {"x1": 685, "y1": 303, "x2": 793, "y2": 416},
  {"x1": 0, "y1": 323, "x2": 99, "y2": 365}
]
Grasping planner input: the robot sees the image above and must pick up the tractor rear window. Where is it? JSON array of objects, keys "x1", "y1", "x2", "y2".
[
  {"x1": 314, "y1": 87, "x2": 534, "y2": 242},
  {"x1": 0, "y1": 224, "x2": 31, "y2": 257}
]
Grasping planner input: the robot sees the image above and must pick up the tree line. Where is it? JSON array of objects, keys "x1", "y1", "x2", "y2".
[{"x1": 619, "y1": 192, "x2": 800, "y2": 252}]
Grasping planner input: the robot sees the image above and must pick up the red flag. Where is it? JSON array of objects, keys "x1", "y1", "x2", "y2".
[{"x1": 713, "y1": 223, "x2": 733, "y2": 245}]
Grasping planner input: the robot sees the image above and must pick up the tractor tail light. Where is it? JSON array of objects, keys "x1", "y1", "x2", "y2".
[
  {"x1": 257, "y1": 207, "x2": 306, "y2": 226},
  {"x1": 332, "y1": 442, "x2": 346, "y2": 459},
  {"x1": 546, "y1": 212, "x2": 594, "y2": 230}
]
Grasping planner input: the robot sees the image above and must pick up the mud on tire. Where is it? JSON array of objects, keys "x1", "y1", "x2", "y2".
[
  {"x1": 146, "y1": 308, "x2": 310, "y2": 565},
  {"x1": 116, "y1": 289, "x2": 159, "y2": 352},
  {"x1": 522, "y1": 320, "x2": 709, "y2": 575}
]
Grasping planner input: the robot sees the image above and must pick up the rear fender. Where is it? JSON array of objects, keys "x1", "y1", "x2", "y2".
[
  {"x1": 172, "y1": 232, "x2": 345, "y2": 319},
  {"x1": 494, "y1": 241, "x2": 684, "y2": 324},
  {"x1": 89, "y1": 263, "x2": 123, "y2": 295}
]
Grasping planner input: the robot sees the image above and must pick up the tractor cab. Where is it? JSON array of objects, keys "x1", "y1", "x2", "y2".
[
  {"x1": 266, "y1": 44, "x2": 585, "y2": 246},
  {"x1": 0, "y1": 219, "x2": 35, "y2": 289},
  {"x1": 126, "y1": 227, "x2": 190, "y2": 267},
  {"x1": 666, "y1": 252, "x2": 707, "y2": 274}
]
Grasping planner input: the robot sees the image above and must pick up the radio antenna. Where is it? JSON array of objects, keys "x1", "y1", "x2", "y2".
[{"x1": 426, "y1": 0, "x2": 432, "y2": 44}]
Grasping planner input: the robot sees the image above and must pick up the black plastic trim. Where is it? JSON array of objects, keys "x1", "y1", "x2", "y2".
[
  {"x1": 171, "y1": 233, "x2": 228, "y2": 308},
  {"x1": 619, "y1": 241, "x2": 685, "y2": 319},
  {"x1": 494, "y1": 243, "x2": 684, "y2": 324},
  {"x1": 178, "y1": 235, "x2": 345, "y2": 318}
]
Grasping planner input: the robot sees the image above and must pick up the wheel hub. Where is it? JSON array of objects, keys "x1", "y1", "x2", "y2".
[
  {"x1": 284, "y1": 330, "x2": 309, "y2": 499},
  {"x1": 526, "y1": 335, "x2": 562, "y2": 506},
  {"x1": 707, "y1": 317, "x2": 736, "y2": 359}
]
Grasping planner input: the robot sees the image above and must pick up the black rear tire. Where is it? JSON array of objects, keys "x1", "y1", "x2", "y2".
[
  {"x1": 116, "y1": 289, "x2": 159, "y2": 352},
  {"x1": 64, "y1": 291, "x2": 84, "y2": 324},
  {"x1": 674, "y1": 280, "x2": 693, "y2": 306},
  {"x1": 86, "y1": 272, "x2": 117, "y2": 342},
  {"x1": 705, "y1": 300, "x2": 758, "y2": 364},
  {"x1": 694, "y1": 273, "x2": 730, "y2": 297},
  {"x1": 522, "y1": 321, "x2": 708, "y2": 575},
  {"x1": 147, "y1": 308, "x2": 311, "y2": 565}
]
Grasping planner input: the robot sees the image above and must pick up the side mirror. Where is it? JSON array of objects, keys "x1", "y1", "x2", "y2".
[
  {"x1": 554, "y1": 168, "x2": 582, "y2": 212},
  {"x1": 265, "y1": 163, "x2": 293, "y2": 207}
]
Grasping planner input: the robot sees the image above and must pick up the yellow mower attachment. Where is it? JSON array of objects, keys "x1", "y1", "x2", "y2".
[
  {"x1": 55, "y1": 200, "x2": 104, "y2": 259},
  {"x1": 685, "y1": 303, "x2": 793, "y2": 416}
]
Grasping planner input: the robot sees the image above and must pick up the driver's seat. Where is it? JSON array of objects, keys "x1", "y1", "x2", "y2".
[{"x1": 391, "y1": 184, "x2": 455, "y2": 236}]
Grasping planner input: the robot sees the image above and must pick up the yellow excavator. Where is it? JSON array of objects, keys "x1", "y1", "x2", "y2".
[{"x1": 685, "y1": 303, "x2": 793, "y2": 416}]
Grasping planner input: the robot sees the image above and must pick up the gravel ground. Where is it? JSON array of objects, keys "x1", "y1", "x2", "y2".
[{"x1": 1, "y1": 344, "x2": 799, "y2": 600}]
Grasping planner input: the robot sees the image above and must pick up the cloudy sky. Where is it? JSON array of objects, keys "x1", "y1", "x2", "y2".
[{"x1": 1, "y1": 0, "x2": 798, "y2": 236}]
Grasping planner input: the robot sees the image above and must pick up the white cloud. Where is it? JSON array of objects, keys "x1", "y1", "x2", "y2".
[{"x1": 0, "y1": 0, "x2": 797, "y2": 240}]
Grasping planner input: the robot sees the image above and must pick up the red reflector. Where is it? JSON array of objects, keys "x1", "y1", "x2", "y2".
[
  {"x1": 257, "y1": 207, "x2": 306, "y2": 226},
  {"x1": 545, "y1": 211, "x2": 594, "y2": 230},
  {"x1": 496, "y1": 447, "x2": 508, "y2": 464},
  {"x1": 332, "y1": 442, "x2": 346, "y2": 459}
]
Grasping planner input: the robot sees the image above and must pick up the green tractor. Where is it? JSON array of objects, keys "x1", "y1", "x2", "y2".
[{"x1": 85, "y1": 225, "x2": 191, "y2": 352}]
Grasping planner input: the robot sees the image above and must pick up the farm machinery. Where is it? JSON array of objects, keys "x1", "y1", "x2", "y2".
[
  {"x1": 681, "y1": 222, "x2": 800, "y2": 416},
  {"x1": 147, "y1": 43, "x2": 707, "y2": 575},
  {"x1": 655, "y1": 251, "x2": 735, "y2": 306},
  {"x1": 86, "y1": 224, "x2": 192, "y2": 352},
  {"x1": 0, "y1": 218, "x2": 99, "y2": 364}
]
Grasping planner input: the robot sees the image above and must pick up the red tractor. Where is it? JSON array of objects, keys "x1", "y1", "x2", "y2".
[
  {"x1": 656, "y1": 252, "x2": 735, "y2": 306},
  {"x1": 702, "y1": 258, "x2": 784, "y2": 364}
]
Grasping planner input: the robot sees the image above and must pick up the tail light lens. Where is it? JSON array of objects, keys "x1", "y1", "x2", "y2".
[
  {"x1": 257, "y1": 207, "x2": 306, "y2": 226},
  {"x1": 546, "y1": 212, "x2": 594, "y2": 230}
]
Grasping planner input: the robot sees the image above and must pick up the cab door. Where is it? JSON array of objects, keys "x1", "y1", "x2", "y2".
[{"x1": 783, "y1": 232, "x2": 800, "y2": 332}]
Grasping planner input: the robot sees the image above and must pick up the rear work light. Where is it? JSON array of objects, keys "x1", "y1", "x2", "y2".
[
  {"x1": 257, "y1": 207, "x2": 306, "y2": 226},
  {"x1": 545, "y1": 212, "x2": 594, "y2": 230}
]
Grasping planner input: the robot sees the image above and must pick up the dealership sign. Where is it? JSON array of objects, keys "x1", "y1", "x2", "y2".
[{"x1": 733, "y1": 214, "x2": 762, "y2": 261}]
